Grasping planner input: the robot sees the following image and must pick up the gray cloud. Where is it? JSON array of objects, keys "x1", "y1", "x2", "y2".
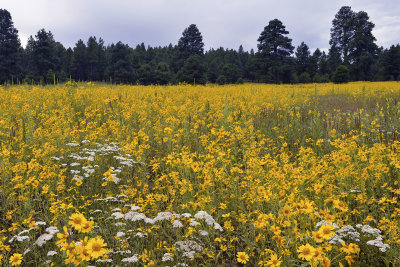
[{"x1": 3, "y1": 0, "x2": 400, "y2": 52}]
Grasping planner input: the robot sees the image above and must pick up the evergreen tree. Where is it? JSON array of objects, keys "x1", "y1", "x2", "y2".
[
  {"x1": 178, "y1": 24, "x2": 204, "y2": 57},
  {"x1": 64, "y1": 48, "x2": 73, "y2": 79},
  {"x1": 244, "y1": 50, "x2": 258, "y2": 82},
  {"x1": 207, "y1": 57, "x2": 223, "y2": 83},
  {"x1": 216, "y1": 75, "x2": 227, "y2": 85},
  {"x1": 30, "y1": 29, "x2": 58, "y2": 80},
  {"x1": 319, "y1": 51, "x2": 330, "y2": 76},
  {"x1": 379, "y1": 45, "x2": 400, "y2": 80},
  {"x1": 257, "y1": 19, "x2": 294, "y2": 83},
  {"x1": 332, "y1": 65, "x2": 350, "y2": 83},
  {"x1": 330, "y1": 6, "x2": 354, "y2": 65},
  {"x1": 154, "y1": 62, "x2": 171, "y2": 85},
  {"x1": 137, "y1": 63, "x2": 154, "y2": 85},
  {"x1": 46, "y1": 69, "x2": 55, "y2": 84},
  {"x1": 107, "y1": 41, "x2": 135, "y2": 84},
  {"x1": 70, "y1": 39, "x2": 87, "y2": 81},
  {"x1": 348, "y1": 11, "x2": 378, "y2": 80},
  {"x1": 0, "y1": 9, "x2": 22, "y2": 83},
  {"x1": 299, "y1": 72, "x2": 311, "y2": 83},
  {"x1": 328, "y1": 45, "x2": 342, "y2": 76},
  {"x1": 307, "y1": 54, "x2": 318, "y2": 78},
  {"x1": 177, "y1": 54, "x2": 207, "y2": 85},
  {"x1": 176, "y1": 24, "x2": 204, "y2": 71},
  {"x1": 238, "y1": 45, "x2": 248, "y2": 75},
  {"x1": 222, "y1": 63, "x2": 241, "y2": 83},
  {"x1": 54, "y1": 42, "x2": 68, "y2": 79},
  {"x1": 86, "y1": 36, "x2": 106, "y2": 81},
  {"x1": 311, "y1": 49, "x2": 322, "y2": 74},
  {"x1": 312, "y1": 73, "x2": 321, "y2": 83},
  {"x1": 329, "y1": 6, "x2": 378, "y2": 80},
  {"x1": 23, "y1": 36, "x2": 36, "y2": 82},
  {"x1": 295, "y1": 42, "x2": 310, "y2": 75}
]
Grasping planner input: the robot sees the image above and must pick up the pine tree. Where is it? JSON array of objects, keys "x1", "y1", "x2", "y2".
[
  {"x1": 178, "y1": 24, "x2": 204, "y2": 57},
  {"x1": 329, "y1": 6, "x2": 378, "y2": 80},
  {"x1": 257, "y1": 19, "x2": 294, "y2": 83},
  {"x1": 177, "y1": 54, "x2": 207, "y2": 85},
  {"x1": 154, "y1": 62, "x2": 171, "y2": 85},
  {"x1": 107, "y1": 41, "x2": 135, "y2": 84},
  {"x1": 379, "y1": 45, "x2": 400, "y2": 80},
  {"x1": 176, "y1": 24, "x2": 205, "y2": 72},
  {"x1": 295, "y1": 42, "x2": 310, "y2": 75},
  {"x1": 86, "y1": 37, "x2": 106, "y2": 81},
  {"x1": 31, "y1": 29, "x2": 58, "y2": 80},
  {"x1": 332, "y1": 65, "x2": 350, "y2": 83},
  {"x1": 70, "y1": 39, "x2": 87, "y2": 81},
  {"x1": 348, "y1": 11, "x2": 378, "y2": 80},
  {"x1": 137, "y1": 63, "x2": 154, "y2": 85},
  {"x1": 0, "y1": 9, "x2": 22, "y2": 83},
  {"x1": 330, "y1": 6, "x2": 354, "y2": 65}
]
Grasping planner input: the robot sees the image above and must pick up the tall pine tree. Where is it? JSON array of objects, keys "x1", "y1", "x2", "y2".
[
  {"x1": 0, "y1": 9, "x2": 22, "y2": 83},
  {"x1": 70, "y1": 39, "x2": 88, "y2": 81},
  {"x1": 257, "y1": 19, "x2": 294, "y2": 84},
  {"x1": 30, "y1": 29, "x2": 58, "y2": 81},
  {"x1": 330, "y1": 6, "x2": 354, "y2": 65},
  {"x1": 348, "y1": 11, "x2": 378, "y2": 80}
]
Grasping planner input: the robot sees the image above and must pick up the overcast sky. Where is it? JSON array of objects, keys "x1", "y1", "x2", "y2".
[{"x1": 2, "y1": 0, "x2": 400, "y2": 52}]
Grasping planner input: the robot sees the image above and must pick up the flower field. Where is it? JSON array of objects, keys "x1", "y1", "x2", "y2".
[{"x1": 1, "y1": 82, "x2": 400, "y2": 266}]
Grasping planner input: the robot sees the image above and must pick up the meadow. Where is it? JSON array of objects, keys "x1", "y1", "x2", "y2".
[{"x1": 0, "y1": 82, "x2": 400, "y2": 266}]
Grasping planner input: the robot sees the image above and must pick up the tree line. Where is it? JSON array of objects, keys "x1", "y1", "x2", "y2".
[{"x1": 1, "y1": 6, "x2": 400, "y2": 85}]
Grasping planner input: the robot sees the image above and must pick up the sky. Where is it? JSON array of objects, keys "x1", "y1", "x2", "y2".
[{"x1": 2, "y1": 0, "x2": 400, "y2": 52}]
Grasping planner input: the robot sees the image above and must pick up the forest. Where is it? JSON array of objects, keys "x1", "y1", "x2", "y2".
[{"x1": 0, "y1": 6, "x2": 400, "y2": 85}]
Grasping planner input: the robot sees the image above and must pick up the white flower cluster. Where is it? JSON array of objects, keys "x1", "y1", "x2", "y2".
[
  {"x1": 315, "y1": 220, "x2": 339, "y2": 229},
  {"x1": 172, "y1": 220, "x2": 184, "y2": 228},
  {"x1": 162, "y1": 252, "x2": 173, "y2": 262},
  {"x1": 115, "y1": 210, "x2": 223, "y2": 234},
  {"x1": 9, "y1": 227, "x2": 36, "y2": 243},
  {"x1": 56, "y1": 140, "x2": 144, "y2": 186},
  {"x1": 329, "y1": 225, "x2": 360, "y2": 244},
  {"x1": 356, "y1": 224, "x2": 390, "y2": 252},
  {"x1": 194, "y1": 211, "x2": 223, "y2": 231},
  {"x1": 95, "y1": 196, "x2": 124, "y2": 203},
  {"x1": 175, "y1": 240, "x2": 203, "y2": 259},
  {"x1": 121, "y1": 254, "x2": 139, "y2": 263},
  {"x1": 349, "y1": 187, "x2": 361, "y2": 193},
  {"x1": 47, "y1": 251, "x2": 57, "y2": 256},
  {"x1": 114, "y1": 155, "x2": 145, "y2": 167},
  {"x1": 326, "y1": 222, "x2": 390, "y2": 253},
  {"x1": 35, "y1": 226, "x2": 59, "y2": 247}
]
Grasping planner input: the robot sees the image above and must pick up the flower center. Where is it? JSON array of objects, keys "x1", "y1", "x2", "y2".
[{"x1": 92, "y1": 243, "x2": 101, "y2": 251}]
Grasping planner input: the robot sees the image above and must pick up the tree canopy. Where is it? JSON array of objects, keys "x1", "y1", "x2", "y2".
[
  {"x1": 0, "y1": 9, "x2": 22, "y2": 83},
  {"x1": 257, "y1": 19, "x2": 294, "y2": 83},
  {"x1": 0, "y1": 7, "x2": 398, "y2": 85}
]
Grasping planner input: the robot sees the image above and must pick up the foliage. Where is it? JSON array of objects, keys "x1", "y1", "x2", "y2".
[
  {"x1": 329, "y1": 6, "x2": 378, "y2": 80},
  {"x1": 216, "y1": 74, "x2": 227, "y2": 85},
  {"x1": 257, "y1": 19, "x2": 294, "y2": 84},
  {"x1": 0, "y1": 9, "x2": 22, "y2": 83},
  {"x1": 0, "y1": 7, "x2": 398, "y2": 85},
  {"x1": 154, "y1": 62, "x2": 171, "y2": 85},
  {"x1": 177, "y1": 54, "x2": 207, "y2": 85},
  {"x1": 178, "y1": 24, "x2": 204, "y2": 57},
  {"x1": 332, "y1": 65, "x2": 350, "y2": 83},
  {"x1": 299, "y1": 72, "x2": 311, "y2": 83},
  {"x1": 107, "y1": 41, "x2": 135, "y2": 84}
]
